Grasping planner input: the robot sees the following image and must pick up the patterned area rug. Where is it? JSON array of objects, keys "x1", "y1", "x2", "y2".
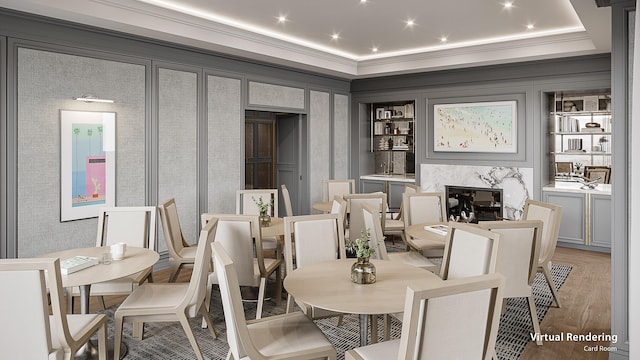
[{"x1": 99, "y1": 260, "x2": 571, "y2": 360}]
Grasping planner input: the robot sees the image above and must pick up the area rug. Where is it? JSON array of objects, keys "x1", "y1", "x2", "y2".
[{"x1": 99, "y1": 263, "x2": 571, "y2": 360}]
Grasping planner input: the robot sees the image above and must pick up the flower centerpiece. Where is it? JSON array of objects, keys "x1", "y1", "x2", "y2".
[
  {"x1": 348, "y1": 229, "x2": 377, "y2": 284},
  {"x1": 253, "y1": 196, "x2": 274, "y2": 227}
]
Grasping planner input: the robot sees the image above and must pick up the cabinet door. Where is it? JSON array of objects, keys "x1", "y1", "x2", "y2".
[
  {"x1": 543, "y1": 191, "x2": 586, "y2": 245},
  {"x1": 388, "y1": 182, "x2": 406, "y2": 212},
  {"x1": 361, "y1": 180, "x2": 386, "y2": 194},
  {"x1": 590, "y1": 194, "x2": 612, "y2": 248}
]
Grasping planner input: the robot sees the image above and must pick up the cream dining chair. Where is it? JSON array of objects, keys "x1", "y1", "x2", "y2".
[
  {"x1": 213, "y1": 242, "x2": 337, "y2": 360},
  {"x1": 0, "y1": 258, "x2": 108, "y2": 360},
  {"x1": 113, "y1": 218, "x2": 218, "y2": 360},
  {"x1": 439, "y1": 221, "x2": 502, "y2": 280},
  {"x1": 201, "y1": 213, "x2": 282, "y2": 320},
  {"x1": 236, "y1": 189, "x2": 280, "y2": 256},
  {"x1": 344, "y1": 192, "x2": 387, "y2": 241},
  {"x1": 281, "y1": 183, "x2": 294, "y2": 217},
  {"x1": 383, "y1": 183, "x2": 420, "y2": 246},
  {"x1": 402, "y1": 191, "x2": 448, "y2": 256},
  {"x1": 345, "y1": 273, "x2": 505, "y2": 360},
  {"x1": 68, "y1": 206, "x2": 157, "y2": 312},
  {"x1": 522, "y1": 199, "x2": 564, "y2": 307},
  {"x1": 284, "y1": 213, "x2": 346, "y2": 322},
  {"x1": 362, "y1": 203, "x2": 438, "y2": 272},
  {"x1": 158, "y1": 198, "x2": 198, "y2": 282},
  {"x1": 479, "y1": 219, "x2": 544, "y2": 345},
  {"x1": 322, "y1": 179, "x2": 356, "y2": 202}
]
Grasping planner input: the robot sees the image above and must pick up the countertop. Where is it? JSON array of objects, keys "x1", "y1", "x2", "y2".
[
  {"x1": 360, "y1": 174, "x2": 416, "y2": 183},
  {"x1": 543, "y1": 181, "x2": 611, "y2": 195}
]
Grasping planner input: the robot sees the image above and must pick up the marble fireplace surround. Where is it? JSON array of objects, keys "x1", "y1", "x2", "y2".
[{"x1": 420, "y1": 164, "x2": 533, "y2": 220}]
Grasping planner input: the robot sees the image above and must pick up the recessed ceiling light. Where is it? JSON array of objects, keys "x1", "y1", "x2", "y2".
[
  {"x1": 527, "y1": 24, "x2": 535, "y2": 30},
  {"x1": 372, "y1": 47, "x2": 378, "y2": 52},
  {"x1": 440, "y1": 37, "x2": 448, "y2": 43},
  {"x1": 331, "y1": 33, "x2": 340, "y2": 40},
  {"x1": 360, "y1": 0, "x2": 368, "y2": 3},
  {"x1": 277, "y1": 15, "x2": 287, "y2": 24},
  {"x1": 405, "y1": 19, "x2": 416, "y2": 28},
  {"x1": 504, "y1": 1, "x2": 513, "y2": 9}
]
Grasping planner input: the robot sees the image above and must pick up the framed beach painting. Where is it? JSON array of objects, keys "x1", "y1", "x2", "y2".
[
  {"x1": 433, "y1": 100, "x2": 517, "y2": 153},
  {"x1": 60, "y1": 110, "x2": 116, "y2": 221}
]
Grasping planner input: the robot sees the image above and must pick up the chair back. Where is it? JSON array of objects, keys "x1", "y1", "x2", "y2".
[
  {"x1": 345, "y1": 193, "x2": 387, "y2": 238},
  {"x1": 212, "y1": 242, "x2": 256, "y2": 359},
  {"x1": 478, "y1": 220, "x2": 542, "y2": 297},
  {"x1": 158, "y1": 198, "x2": 189, "y2": 257},
  {"x1": 182, "y1": 218, "x2": 217, "y2": 317},
  {"x1": 440, "y1": 222, "x2": 501, "y2": 280},
  {"x1": 284, "y1": 214, "x2": 346, "y2": 275},
  {"x1": 362, "y1": 203, "x2": 390, "y2": 260},
  {"x1": 322, "y1": 179, "x2": 355, "y2": 202},
  {"x1": 397, "y1": 274, "x2": 504, "y2": 360},
  {"x1": 403, "y1": 192, "x2": 447, "y2": 227},
  {"x1": 281, "y1": 184, "x2": 294, "y2": 217},
  {"x1": 522, "y1": 199, "x2": 562, "y2": 265},
  {"x1": 203, "y1": 213, "x2": 264, "y2": 284},
  {"x1": 0, "y1": 258, "x2": 70, "y2": 359},
  {"x1": 96, "y1": 206, "x2": 157, "y2": 250},
  {"x1": 236, "y1": 189, "x2": 278, "y2": 217}
]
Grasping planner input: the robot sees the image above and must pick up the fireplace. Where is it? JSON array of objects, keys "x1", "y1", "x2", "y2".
[{"x1": 445, "y1": 185, "x2": 503, "y2": 222}]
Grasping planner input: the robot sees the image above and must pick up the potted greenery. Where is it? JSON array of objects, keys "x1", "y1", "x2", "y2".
[
  {"x1": 252, "y1": 196, "x2": 273, "y2": 227},
  {"x1": 349, "y1": 229, "x2": 377, "y2": 284}
]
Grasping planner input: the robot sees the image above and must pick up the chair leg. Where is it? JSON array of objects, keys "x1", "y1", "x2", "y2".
[
  {"x1": 132, "y1": 322, "x2": 144, "y2": 340},
  {"x1": 383, "y1": 314, "x2": 391, "y2": 341},
  {"x1": 178, "y1": 314, "x2": 205, "y2": 360},
  {"x1": 113, "y1": 314, "x2": 124, "y2": 360},
  {"x1": 168, "y1": 262, "x2": 182, "y2": 283},
  {"x1": 527, "y1": 294, "x2": 542, "y2": 346},
  {"x1": 286, "y1": 293, "x2": 294, "y2": 313},
  {"x1": 370, "y1": 315, "x2": 378, "y2": 344},
  {"x1": 257, "y1": 277, "x2": 267, "y2": 319},
  {"x1": 275, "y1": 266, "x2": 283, "y2": 306},
  {"x1": 200, "y1": 304, "x2": 217, "y2": 339},
  {"x1": 540, "y1": 263, "x2": 562, "y2": 308},
  {"x1": 98, "y1": 296, "x2": 106, "y2": 310},
  {"x1": 201, "y1": 284, "x2": 213, "y2": 328},
  {"x1": 97, "y1": 320, "x2": 107, "y2": 360}
]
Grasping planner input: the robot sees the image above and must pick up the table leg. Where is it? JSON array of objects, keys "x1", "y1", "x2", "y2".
[
  {"x1": 74, "y1": 284, "x2": 128, "y2": 360},
  {"x1": 359, "y1": 314, "x2": 369, "y2": 346}
]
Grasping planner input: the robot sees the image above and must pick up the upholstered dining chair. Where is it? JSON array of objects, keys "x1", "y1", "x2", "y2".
[
  {"x1": 281, "y1": 183, "x2": 294, "y2": 217},
  {"x1": 402, "y1": 191, "x2": 448, "y2": 256},
  {"x1": 284, "y1": 213, "x2": 346, "y2": 322},
  {"x1": 345, "y1": 273, "x2": 505, "y2": 360},
  {"x1": 113, "y1": 218, "x2": 218, "y2": 360},
  {"x1": 439, "y1": 221, "x2": 502, "y2": 280},
  {"x1": 213, "y1": 242, "x2": 337, "y2": 360},
  {"x1": 0, "y1": 258, "x2": 108, "y2": 360},
  {"x1": 362, "y1": 203, "x2": 437, "y2": 272},
  {"x1": 479, "y1": 219, "x2": 544, "y2": 345},
  {"x1": 522, "y1": 199, "x2": 564, "y2": 307},
  {"x1": 68, "y1": 206, "x2": 157, "y2": 312},
  {"x1": 201, "y1": 213, "x2": 282, "y2": 320},
  {"x1": 322, "y1": 179, "x2": 356, "y2": 202},
  {"x1": 383, "y1": 183, "x2": 420, "y2": 245},
  {"x1": 158, "y1": 198, "x2": 198, "y2": 282},
  {"x1": 344, "y1": 192, "x2": 387, "y2": 241}
]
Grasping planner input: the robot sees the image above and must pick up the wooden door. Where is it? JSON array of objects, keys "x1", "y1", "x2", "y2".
[{"x1": 245, "y1": 116, "x2": 275, "y2": 189}]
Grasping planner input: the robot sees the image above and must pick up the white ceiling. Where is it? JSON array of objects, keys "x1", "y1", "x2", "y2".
[{"x1": 0, "y1": 0, "x2": 611, "y2": 79}]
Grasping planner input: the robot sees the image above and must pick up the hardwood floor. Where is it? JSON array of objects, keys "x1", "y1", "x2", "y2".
[
  {"x1": 520, "y1": 246, "x2": 612, "y2": 360},
  {"x1": 92, "y1": 246, "x2": 612, "y2": 359}
]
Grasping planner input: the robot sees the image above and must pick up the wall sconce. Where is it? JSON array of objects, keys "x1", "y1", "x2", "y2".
[{"x1": 73, "y1": 94, "x2": 114, "y2": 103}]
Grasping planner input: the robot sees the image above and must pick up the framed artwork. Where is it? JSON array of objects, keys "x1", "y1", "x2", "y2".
[
  {"x1": 433, "y1": 100, "x2": 517, "y2": 153},
  {"x1": 60, "y1": 110, "x2": 116, "y2": 221}
]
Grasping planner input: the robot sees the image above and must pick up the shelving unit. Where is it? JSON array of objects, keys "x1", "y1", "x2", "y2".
[
  {"x1": 370, "y1": 101, "x2": 415, "y2": 175},
  {"x1": 549, "y1": 93, "x2": 612, "y2": 172}
]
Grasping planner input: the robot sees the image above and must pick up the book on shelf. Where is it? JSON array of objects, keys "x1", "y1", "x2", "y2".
[
  {"x1": 60, "y1": 255, "x2": 99, "y2": 274},
  {"x1": 424, "y1": 224, "x2": 448, "y2": 236}
]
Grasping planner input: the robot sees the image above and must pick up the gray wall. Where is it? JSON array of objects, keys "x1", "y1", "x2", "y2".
[{"x1": 0, "y1": 9, "x2": 350, "y2": 261}]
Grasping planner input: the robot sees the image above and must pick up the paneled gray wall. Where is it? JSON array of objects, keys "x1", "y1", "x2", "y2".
[
  {"x1": 207, "y1": 74, "x2": 243, "y2": 214},
  {"x1": 333, "y1": 93, "x2": 350, "y2": 179},
  {"x1": 248, "y1": 81, "x2": 305, "y2": 110},
  {"x1": 308, "y1": 90, "x2": 331, "y2": 210},
  {"x1": 16, "y1": 47, "x2": 146, "y2": 257},
  {"x1": 157, "y1": 67, "x2": 199, "y2": 249}
]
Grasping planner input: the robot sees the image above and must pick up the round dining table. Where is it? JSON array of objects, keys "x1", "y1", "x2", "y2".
[
  {"x1": 404, "y1": 222, "x2": 449, "y2": 252},
  {"x1": 312, "y1": 201, "x2": 333, "y2": 213},
  {"x1": 284, "y1": 259, "x2": 441, "y2": 346},
  {"x1": 41, "y1": 246, "x2": 159, "y2": 359}
]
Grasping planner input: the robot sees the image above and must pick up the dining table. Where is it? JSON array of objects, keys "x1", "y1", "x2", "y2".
[
  {"x1": 404, "y1": 222, "x2": 449, "y2": 251},
  {"x1": 312, "y1": 201, "x2": 334, "y2": 213},
  {"x1": 41, "y1": 246, "x2": 159, "y2": 360},
  {"x1": 284, "y1": 258, "x2": 441, "y2": 346}
]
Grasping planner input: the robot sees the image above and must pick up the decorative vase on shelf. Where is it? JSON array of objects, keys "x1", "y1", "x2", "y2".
[
  {"x1": 259, "y1": 211, "x2": 271, "y2": 227},
  {"x1": 351, "y1": 257, "x2": 376, "y2": 284}
]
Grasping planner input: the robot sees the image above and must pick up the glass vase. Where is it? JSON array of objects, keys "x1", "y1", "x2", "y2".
[
  {"x1": 259, "y1": 212, "x2": 271, "y2": 227},
  {"x1": 351, "y1": 257, "x2": 376, "y2": 284}
]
